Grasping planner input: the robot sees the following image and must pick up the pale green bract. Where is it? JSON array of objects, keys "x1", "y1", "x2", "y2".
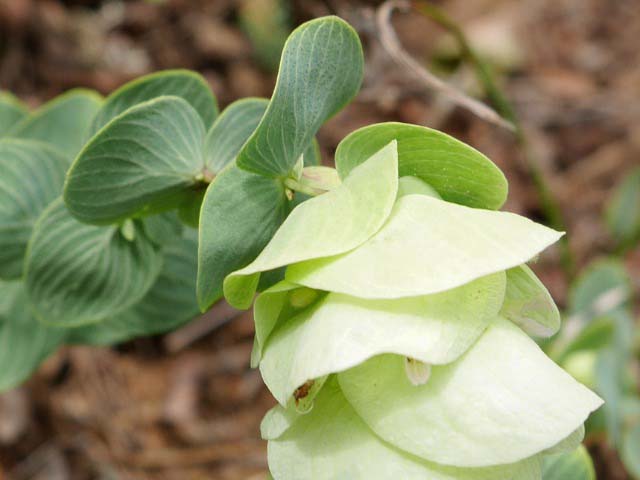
[
  {"x1": 267, "y1": 376, "x2": 546, "y2": 480},
  {"x1": 501, "y1": 264, "x2": 560, "y2": 337},
  {"x1": 227, "y1": 139, "x2": 602, "y2": 479},
  {"x1": 24, "y1": 199, "x2": 163, "y2": 326},
  {"x1": 224, "y1": 141, "x2": 399, "y2": 308},
  {"x1": 65, "y1": 96, "x2": 206, "y2": 225},
  {"x1": 286, "y1": 193, "x2": 563, "y2": 298},
  {"x1": 259, "y1": 273, "x2": 506, "y2": 405},
  {"x1": 337, "y1": 318, "x2": 602, "y2": 467},
  {"x1": 0, "y1": 92, "x2": 28, "y2": 136}
]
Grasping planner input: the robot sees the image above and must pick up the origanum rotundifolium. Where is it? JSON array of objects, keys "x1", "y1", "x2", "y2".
[{"x1": 224, "y1": 139, "x2": 602, "y2": 479}]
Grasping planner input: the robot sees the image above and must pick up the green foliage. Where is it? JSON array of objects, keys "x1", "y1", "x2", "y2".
[
  {"x1": 197, "y1": 164, "x2": 288, "y2": 310},
  {"x1": 204, "y1": 98, "x2": 268, "y2": 172},
  {"x1": 0, "y1": 140, "x2": 68, "y2": 279},
  {"x1": 547, "y1": 256, "x2": 639, "y2": 477},
  {"x1": 335, "y1": 122, "x2": 508, "y2": 210},
  {"x1": 236, "y1": 16, "x2": 363, "y2": 177},
  {"x1": 621, "y1": 422, "x2": 640, "y2": 478},
  {"x1": 87, "y1": 70, "x2": 218, "y2": 137},
  {"x1": 10, "y1": 89, "x2": 102, "y2": 158},
  {"x1": 224, "y1": 141, "x2": 399, "y2": 309},
  {"x1": 65, "y1": 97, "x2": 207, "y2": 224},
  {"x1": 68, "y1": 227, "x2": 199, "y2": 345},
  {"x1": 24, "y1": 199, "x2": 163, "y2": 326}
]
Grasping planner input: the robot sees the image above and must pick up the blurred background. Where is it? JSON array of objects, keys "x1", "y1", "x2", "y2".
[{"x1": 0, "y1": 0, "x2": 638, "y2": 478}]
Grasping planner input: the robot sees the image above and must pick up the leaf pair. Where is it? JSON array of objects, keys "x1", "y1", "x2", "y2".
[
  {"x1": 24, "y1": 70, "x2": 221, "y2": 325},
  {"x1": 196, "y1": 16, "x2": 364, "y2": 310},
  {"x1": 64, "y1": 70, "x2": 224, "y2": 225}
]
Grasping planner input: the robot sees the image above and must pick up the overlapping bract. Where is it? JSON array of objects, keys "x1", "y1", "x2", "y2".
[{"x1": 226, "y1": 141, "x2": 602, "y2": 479}]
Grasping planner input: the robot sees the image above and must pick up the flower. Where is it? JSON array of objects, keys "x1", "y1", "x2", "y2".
[{"x1": 224, "y1": 137, "x2": 603, "y2": 479}]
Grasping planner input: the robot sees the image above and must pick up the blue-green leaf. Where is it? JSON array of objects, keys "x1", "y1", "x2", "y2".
[
  {"x1": 236, "y1": 16, "x2": 363, "y2": 177},
  {"x1": 11, "y1": 89, "x2": 102, "y2": 158},
  {"x1": 64, "y1": 97, "x2": 206, "y2": 225},
  {"x1": 197, "y1": 164, "x2": 288, "y2": 310},
  {"x1": 204, "y1": 97, "x2": 268, "y2": 173},
  {"x1": 67, "y1": 227, "x2": 199, "y2": 345},
  {"x1": 0, "y1": 140, "x2": 68, "y2": 279},
  {"x1": 24, "y1": 199, "x2": 163, "y2": 326},
  {"x1": 87, "y1": 69, "x2": 218, "y2": 137}
]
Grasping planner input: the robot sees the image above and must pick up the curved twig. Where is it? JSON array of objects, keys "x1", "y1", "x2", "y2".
[{"x1": 376, "y1": 0, "x2": 516, "y2": 131}]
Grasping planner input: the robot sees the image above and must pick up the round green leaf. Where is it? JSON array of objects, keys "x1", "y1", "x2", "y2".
[
  {"x1": 0, "y1": 140, "x2": 68, "y2": 279},
  {"x1": 501, "y1": 264, "x2": 560, "y2": 337},
  {"x1": 337, "y1": 318, "x2": 603, "y2": 468},
  {"x1": 11, "y1": 89, "x2": 102, "y2": 158},
  {"x1": 197, "y1": 164, "x2": 288, "y2": 311},
  {"x1": 67, "y1": 227, "x2": 199, "y2": 345},
  {"x1": 335, "y1": 122, "x2": 508, "y2": 210},
  {"x1": 287, "y1": 194, "x2": 563, "y2": 299},
  {"x1": 64, "y1": 96, "x2": 206, "y2": 225},
  {"x1": 204, "y1": 97, "x2": 268, "y2": 173},
  {"x1": 24, "y1": 198, "x2": 163, "y2": 326},
  {"x1": 259, "y1": 273, "x2": 506, "y2": 405},
  {"x1": 237, "y1": 16, "x2": 363, "y2": 177},
  {"x1": 224, "y1": 141, "x2": 398, "y2": 309},
  {"x1": 0, "y1": 281, "x2": 66, "y2": 391},
  {"x1": 88, "y1": 69, "x2": 218, "y2": 137}
]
